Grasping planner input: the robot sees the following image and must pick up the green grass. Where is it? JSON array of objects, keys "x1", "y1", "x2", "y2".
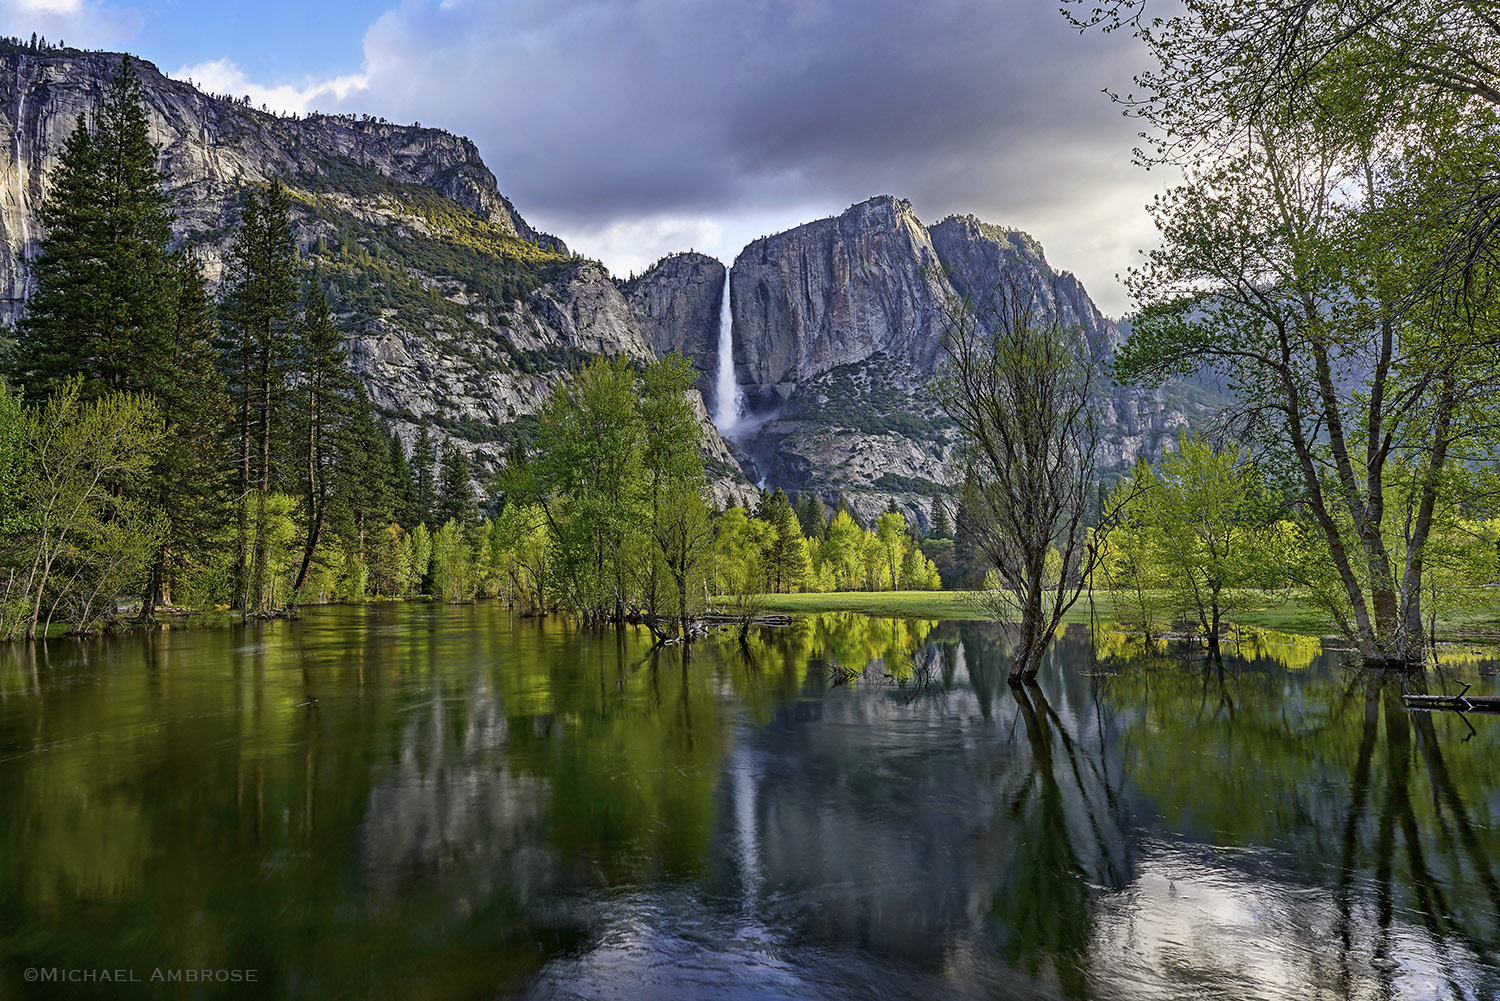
[{"x1": 752, "y1": 589, "x2": 1500, "y2": 641}]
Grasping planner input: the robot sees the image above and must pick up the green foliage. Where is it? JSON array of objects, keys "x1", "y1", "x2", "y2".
[
  {"x1": 430, "y1": 519, "x2": 476, "y2": 602},
  {"x1": 0, "y1": 381, "x2": 27, "y2": 537},
  {"x1": 436, "y1": 443, "x2": 479, "y2": 527},
  {"x1": 2, "y1": 381, "x2": 167, "y2": 640},
  {"x1": 872, "y1": 472, "x2": 943, "y2": 495},
  {"x1": 10, "y1": 58, "x2": 175, "y2": 398},
  {"x1": 1098, "y1": 0, "x2": 1500, "y2": 664},
  {"x1": 1103, "y1": 434, "x2": 1284, "y2": 645},
  {"x1": 786, "y1": 354, "x2": 951, "y2": 443},
  {"x1": 220, "y1": 180, "x2": 301, "y2": 614},
  {"x1": 292, "y1": 155, "x2": 577, "y2": 373}
]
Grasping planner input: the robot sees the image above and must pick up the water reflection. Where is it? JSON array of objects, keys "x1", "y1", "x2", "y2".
[{"x1": 1, "y1": 608, "x2": 1498, "y2": 999}]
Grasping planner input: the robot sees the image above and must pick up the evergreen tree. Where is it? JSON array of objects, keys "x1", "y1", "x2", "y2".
[
  {"x1": 753, "y1": 489, "x2": 773, "y2": 522},
  {"x1": 436, "y1": 442, "x2": 478, "y2": 527},
  {"x1": 288, "y1": 288, "x2": 357, "y2": 602},
  {"x1": 765, "y1": 489, "x2": 805, "y2": 593},
  {"x1": 413, "y1": 421, "x2": 436, "y2": 525},
  {"x1": 951, "y1": 482, "x2": 983, "y2": 588},
  {"x1": 330, "y1": 388, "x2": 396, "y2": 574},
  {"x1": 11, "y1": 58, "x2": 175, "y2": 398},
  {"x1": 388, "y1": 431, "x2": 418, "y2": 528},
  {"x1": 931, "y1": 496, "x2": 952, "y2": 539},
  {"x1": 219, "y1": 180, "x2": 300, "y2": 614},
  {"x1": 795, "y1": 492, "x2": 826, "y2": 541},
  {"x1": 138, "y1": 253, "x2": 229, "y2": 619}
]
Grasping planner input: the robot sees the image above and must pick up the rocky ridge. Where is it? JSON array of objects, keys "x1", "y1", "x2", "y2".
[
  {"x1": 719, "y1": 196, "x2": 1214, "y2": 528},
  {"x1": 0, "y1": 42, "x2": 1201, "y2": 525},
  {"x1": 0, "y1": 42, "x2": 756, "y2": 507}
]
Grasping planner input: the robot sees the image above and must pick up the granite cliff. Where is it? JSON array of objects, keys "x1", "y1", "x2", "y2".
[
  {"x1": 0, "y1": 42, "x2": 756, "y2": 506},
  {"x1": 715, "y1": 197, "x2": 1214, "y2": 528},
  {"x1": 618, "y1": 251, "x2": 725, "y2": 405}
]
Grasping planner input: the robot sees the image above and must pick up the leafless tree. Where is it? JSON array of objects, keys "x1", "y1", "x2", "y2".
[{"x1": 935, "y1": 280, "x2": 1107, "y2": 683}]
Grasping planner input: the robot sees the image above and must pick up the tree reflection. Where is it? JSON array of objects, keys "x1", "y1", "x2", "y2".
[{"x1": 1104, "y1": 646, "x2": 1500, "y2": 996}]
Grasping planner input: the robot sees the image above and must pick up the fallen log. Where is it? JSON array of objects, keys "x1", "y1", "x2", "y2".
[
  {"x1": 697, "y1": 613, "x2": 794, "y2": 627},
  {"x1": 1403, "y1": 684, "x2": 1500, "y2": 714}
]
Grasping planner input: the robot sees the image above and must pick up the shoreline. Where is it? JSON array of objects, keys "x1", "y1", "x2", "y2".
[{"x1": 13, "y1": 589, "x2": 1500, "y2": 649}]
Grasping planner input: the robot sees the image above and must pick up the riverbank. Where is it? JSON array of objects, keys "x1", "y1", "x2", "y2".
[{"x1": 752, "y1": 589, "x2": 1500, "y2": 642}]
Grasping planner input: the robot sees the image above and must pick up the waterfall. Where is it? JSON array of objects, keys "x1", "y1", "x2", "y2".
[
  {"x1": 712, "y1": 266, "x2": 741, "y2": 432},
  {"x1": 12, "y1": 61, "x2": 28, "y2": 258}
]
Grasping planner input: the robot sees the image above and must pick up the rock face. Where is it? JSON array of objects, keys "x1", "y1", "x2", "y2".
[
  {"x1": 0, "y1": 41, "x2": 757, "y2": 508},
  {"x1": 619, "y1": 252, "x2": 725, "y2": 403},
  {"x1": 731, "y1": 196, "x2": 947, "y2": 410},
  {"x1": 719, "y1": 196, "x2": 1212, "y2": 529},
  {"x1": 0, "y1": 45, "x2": 567, "y2": 317}
]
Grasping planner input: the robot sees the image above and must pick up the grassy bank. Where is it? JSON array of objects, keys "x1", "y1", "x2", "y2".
[{"x1": 751, "y1": 589, "x2": 1500, "y2": 641}]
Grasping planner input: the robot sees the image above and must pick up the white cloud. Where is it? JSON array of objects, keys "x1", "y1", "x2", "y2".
[
  {"x1": 555, "y1": 214, "x2": 725, "y2": 278},
  {"x1": 11, "y1": 0, "x2": 81, "y2": 13},
  {"x1": 170, "y1": 57, "x2": 368, "y2": 117},
  {"x1": 0, "y1": 0, "x2": 141, "y2": 48}
]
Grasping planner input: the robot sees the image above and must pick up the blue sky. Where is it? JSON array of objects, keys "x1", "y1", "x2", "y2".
[
  {"x1": 130, "y1": 0, "x2": 372, "y2": 81},
  {"x1": 0, "y1": 0, "x2": 1163, "y2": 315}
]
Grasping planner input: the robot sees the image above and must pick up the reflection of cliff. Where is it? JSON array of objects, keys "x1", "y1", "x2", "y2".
[
  {"x1": 357, "y1": 676, "x2": 555, "y2": 909},
  {"x1": 700, "y1": 629, "x2": 1134, "y2": 989}
]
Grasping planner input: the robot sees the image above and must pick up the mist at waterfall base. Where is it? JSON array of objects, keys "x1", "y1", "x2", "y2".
[{"x1": 712, "y1": 265, "x2": 779, "y2": 492}]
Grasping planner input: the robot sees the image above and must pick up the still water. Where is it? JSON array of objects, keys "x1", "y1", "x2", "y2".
[{"x1": 1, "y1": 604, "x2": 1498, "y2": 999}]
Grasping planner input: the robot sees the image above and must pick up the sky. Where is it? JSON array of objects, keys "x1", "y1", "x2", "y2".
[{"x1": 0, "y1": 0, "x2": 1168, "y2": 316}]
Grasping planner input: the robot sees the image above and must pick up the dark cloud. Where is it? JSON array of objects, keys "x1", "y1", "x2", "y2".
[{"x1": 328, "y1": 0, "x2": 1160, "y2": 312}]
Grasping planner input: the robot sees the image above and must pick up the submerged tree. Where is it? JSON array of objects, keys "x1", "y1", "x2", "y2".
[
  {"x1": 1108, "y1": 434, "x2": 1282, "y2": 654},
  {"x1": 936, "y1": 280, "x2": 1105, "y2": 683},
  {"x1": 638, "y1": 352, "x2": 714, "y2": 636}
]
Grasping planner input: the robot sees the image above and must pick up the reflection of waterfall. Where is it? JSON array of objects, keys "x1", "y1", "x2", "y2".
[
  {"x1": 713, "y1": 267, "x2": 740, "y2": 433},
  {"x1": 13, "y1": 59, "x2": 28, "y2": 259},
  {"x1": 731, "y1": 747, "x2": 762, "y2": 909}
]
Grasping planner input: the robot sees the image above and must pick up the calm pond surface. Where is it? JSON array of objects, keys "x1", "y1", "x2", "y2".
[{"x1": 1, "y1": 603, "x2": 1499, "y2": 999}]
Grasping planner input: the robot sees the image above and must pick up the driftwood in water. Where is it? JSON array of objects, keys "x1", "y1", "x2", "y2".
[
  {"x1": 698, "y1": 613, "x2": 793, "y2": 627},
  {"x1": 1403, "y1": 684, "x2": 1500, "y2": 714}
]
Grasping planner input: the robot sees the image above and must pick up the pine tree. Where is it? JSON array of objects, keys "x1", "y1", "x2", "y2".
[
  {"x1": 138, "y1": 253, "x2": 229, "y2": 620},
  {"x1": 331, "y1": 388, "x2": 395, "y2": 571},
  {"x1": 388, "y1": 431, "x2": 419, "y2": 528},
  {"x1": 289, "y1": 288, "x2": 357, "y2": 602},
  {"x1": 436, "y1": 442, "x2": 478, "y2": 527},
  {"x1": 795, "y1": 492, "x2": 826, "y2": 540},
  {"x1": 931, "y1": 496, "x2": 952, "y2": 539},
  {"x1": 413, "y1": 422, "x2": 436, "y2": 525},
  {"x1": 219, "y1": 180, "x2": 300, "y2": 614},
  {"x1": 952, "y1": 483, "x2": 983, "y2": 588},
  {"x1": 12, "y1": 58, "x2": 175, "y2": 398},
  {"x1": 766, "y1": 489, "x2": 805, "y2": 593}
]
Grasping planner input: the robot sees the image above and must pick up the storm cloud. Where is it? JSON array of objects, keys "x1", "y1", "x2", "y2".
[{"x1": 192, "y1": 0, "x2": 1164, "y2": 313}]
